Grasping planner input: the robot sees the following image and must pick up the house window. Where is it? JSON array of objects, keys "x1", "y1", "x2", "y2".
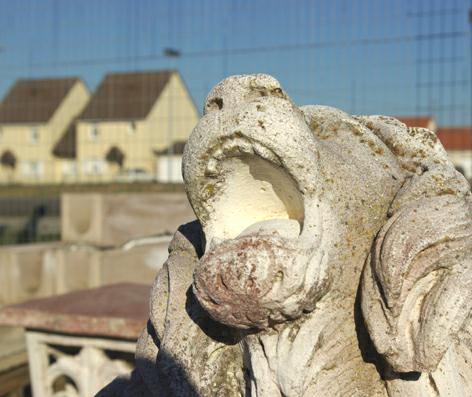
[
  {"x1": 30, "y1": 127, "x2": 39, "y2": 144},
  {"x1": 89, "y1": 124, "x2": 99, "y2": 141},
  {"x1": 62, "y1": 161, "x2": 78, "y2": 177},
  {"x1": 83, "y1": 158, "x2": 104, "y2": 175},
  {"x1": 21, "y1": 160, "x2": 43, "y2": 178},
  {"x1": 91, "y1": 162, "x2": 100, "y2": 174},
  {"x1": 30, "y1": 161, "x2": 39, "y2": 176},
  {"x1": 128, "y1": 121, "x2": 137, "y2": 135}
]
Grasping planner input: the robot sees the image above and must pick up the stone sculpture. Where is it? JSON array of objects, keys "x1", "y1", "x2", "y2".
[{"x1": 99, "y1": 74, "x2": 472, "y2": 396}]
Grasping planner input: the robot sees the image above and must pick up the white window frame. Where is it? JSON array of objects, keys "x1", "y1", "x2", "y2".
[
  {"x1": 62, "y1": 161, "x2": 78, "y2": 177},
  {"x1": 30, "y1": 161, "x2": 39, "y2": 176},
  {"x1": 83, "y1": 158, "x2": 105, "y2": 176},
  {"x1": 128, "y1": 121, "x2": 137, "y2": 135},
  {"x1": 21, "y1": 160, "x2": 44, "y2": 178},
  {"x1": 30, "y1": 126, "x2": 39, "y2": 144},
  {"x1": 89, "y1": 124, "x2": 99, "y2": 141}
]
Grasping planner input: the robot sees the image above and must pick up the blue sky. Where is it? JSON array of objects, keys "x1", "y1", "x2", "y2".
[{"x1": 0, "y1": 0, "x2": 470, "y2": 125}]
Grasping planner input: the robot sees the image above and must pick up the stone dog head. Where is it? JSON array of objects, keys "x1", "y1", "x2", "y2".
[{"x1": 183, "y1": 74, "x2": 472, "y2": 373}]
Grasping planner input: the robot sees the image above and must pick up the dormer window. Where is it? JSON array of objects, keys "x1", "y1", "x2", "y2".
[
  {"x1": 30, "y1": 126, "x2": 39, "y2": 144},
  {"x1": 89, "y1": 123, "x2": 99, "y2": 141}
]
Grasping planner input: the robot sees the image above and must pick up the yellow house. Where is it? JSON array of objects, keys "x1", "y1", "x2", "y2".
[
  {"x1": 0, "y1": 77, "x2": 90, "y2": 184},
  {"x1": 75, "y1": 69, "x2": 199, "y2": 183}
]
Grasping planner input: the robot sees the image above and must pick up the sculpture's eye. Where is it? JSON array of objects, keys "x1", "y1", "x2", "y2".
[
  {"x1": 271, "y1": 88, "x2": 284, "y2": 98},
  {"x1": 206, "y1": 97, "x2": 223, "y2": 112}
]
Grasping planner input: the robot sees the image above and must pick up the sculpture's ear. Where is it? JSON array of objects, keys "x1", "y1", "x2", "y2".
[
  {"x1": 361, "y1": 185, "x2": 472, "y2": 373},
  {"x1": 356, "y1": 115, "x2": 472, "y2": 372},
  {"x1": 357, "y1": 114, "x2": 472, "y2": 373}
]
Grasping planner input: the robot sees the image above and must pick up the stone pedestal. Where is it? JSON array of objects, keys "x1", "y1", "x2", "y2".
[
  {"x1": 0, "y1": 327, "x2": 28, "y2": 397},
  {"x1": 61, "y1": 193, "x2": 194, "y2": 247},
  {"x1": 0, "y1": 242, "x2": 63, "y2": 306},
  {"x1": 0, "y1": 237, "x2": 169, "y2": 308},
  {"x1": 0, "y1": 283, "x2": 150, "y2": 397}
]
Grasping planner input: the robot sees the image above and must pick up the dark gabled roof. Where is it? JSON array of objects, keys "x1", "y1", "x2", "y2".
[
  {"x1": 79, "y1": 70, "x2": 174, "y2": 121},
  {"x1": 437, "y1": 127, "x2": 472, "y2": 151},
  {"x1": 52, "y1": 121, "x2": 76, "y2": 159},
  {"x1": 0, "y1": 77, "x2": 80, "y2": 123}
]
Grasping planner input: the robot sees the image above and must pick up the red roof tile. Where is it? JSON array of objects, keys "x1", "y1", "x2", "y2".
[
  {"x1": 395, "y1": 116, "x2": 434, "y2": 129},
  {"x1": 436, "y1": 127, "x2": 472, "y2": 151}
]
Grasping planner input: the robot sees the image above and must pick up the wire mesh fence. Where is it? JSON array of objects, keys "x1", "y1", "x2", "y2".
[{"x1": 0, "y1": 0, "x2": 470, "y2": 244}]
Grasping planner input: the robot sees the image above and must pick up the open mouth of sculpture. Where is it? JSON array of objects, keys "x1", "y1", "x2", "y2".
[
  {"x1": 192, "y1": 134, "x2": 323, "y2": 329},
  {"x1": 202, "y1": 135, "x2": 305, "y2": 245}
]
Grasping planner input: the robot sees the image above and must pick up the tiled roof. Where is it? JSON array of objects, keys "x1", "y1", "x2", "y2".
[
  {"x1": 395, "y1": 116, "x2": 434, "y2": 129},
  {"x1": 0, "y1": 77, "x2": 80, "y2": 123},
  {"x1": 436, "y1": 127, "x2": 472, "y2": 151},
  {"x1": 52, "y1": 121, "x2": 77, "y2": 159},
  {"x1": 79, "y1": 70, "x2": 174, "y2": 121}
]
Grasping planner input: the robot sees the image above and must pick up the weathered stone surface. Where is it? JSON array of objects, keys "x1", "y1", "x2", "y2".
[
  {"x1": 0, "y1": 242, "x2": 63, "y2": 306},
  {"x1": 49, "y1": 236, "x2": 170, "y2": 289},
  {"x1": 61, "y1": 192, "x2": 194, "y2": 247},
  {"x1": 101, "y1": 74, "x2": 472, "y2": 396},
  {"x1": 0, "y1": 238, "x2": 169, "y2": 307},
  {"x1": 0, "y1": 327, "x2": 28, "y2": 397},
  {"x1": 46, "y1": 243, "x2": 99, "y2": 293},
  {"x1": 0, "y1": 283, "x2": 150, "y2": 340},
  {"x1": 0, "y1": 326, "x2": 26, "y2": 373},
  {"x1": 97, "y1": 237, "x2": 170, "y2": 285}
]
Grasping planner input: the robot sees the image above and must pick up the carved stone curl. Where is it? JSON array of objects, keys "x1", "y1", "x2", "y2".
[{"x1": 99, "y1": 74, "x2": 472, "y2": 397}]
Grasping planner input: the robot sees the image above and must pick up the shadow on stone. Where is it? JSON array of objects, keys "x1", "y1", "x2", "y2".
[
  {"x1": 96, "y1": 350, "x2": 202, "y2": 397},
  {"x1": 185, "y1": 286, "x2": 242, "y2": 345},
  {"x1": 354, "y1": 281, "x2": 421, "y2": 383}
]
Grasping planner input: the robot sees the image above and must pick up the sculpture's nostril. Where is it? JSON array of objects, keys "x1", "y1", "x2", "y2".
[{"x1": 206, "y1": 97, "x2": 223, "y2": 111}]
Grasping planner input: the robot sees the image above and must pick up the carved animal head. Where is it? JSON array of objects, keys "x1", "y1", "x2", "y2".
[{"x1": 183, "y1": 74, "x2": 472, "y2": 373}]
